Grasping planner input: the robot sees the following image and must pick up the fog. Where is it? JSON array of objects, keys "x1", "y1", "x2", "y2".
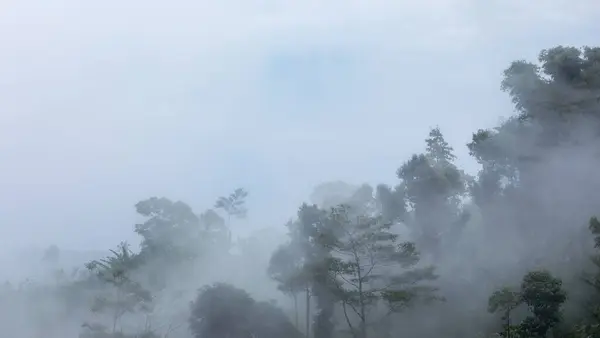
[{"x1": 1, "y1": 1, "x2": 600, "y2": 338}]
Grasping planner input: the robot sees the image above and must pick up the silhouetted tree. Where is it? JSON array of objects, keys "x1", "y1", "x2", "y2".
[
  {"x1": 318, "y1": 205, "x2": 440, "y2": 338},
  {"x1": 189, "y1": 283, "x2": 302, "y2": 338},
  {"x1": 488, "y1": 270, "x2": 567, "y2": 338},
  {"x1": 397, "y1": 128, "x2": 468, "y2": 259},
  {"x1": 82, "y1": 242, "x2": 153, "y2": 338}
]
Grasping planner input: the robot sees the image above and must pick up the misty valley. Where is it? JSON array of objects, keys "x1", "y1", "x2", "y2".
[{"x1": 3, "y1": 45, "x2": 600, "y2": 338}]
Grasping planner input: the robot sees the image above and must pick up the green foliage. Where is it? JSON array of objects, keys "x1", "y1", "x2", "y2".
[
  {"x1": 268, "y1": 243, "x2": 307, "y2": 295},
  {"x1": 519, "y1": 270, "x2": 567, "y2": 337},
  {"x1": 470, "y1": 46, "x2": 600, "y2": 187},
  {"x1": 86, "y1": 243, "x2": 142, "y2": 284},
  {"x1": 399, "y1": 128, "x2": 466, "y2": 203},
  {"x1": 426, "y1": 127, "x2": 457, "y2": 164},
  {"x1": 319, "y1": 205, "x2": 439, "y2": 338},
  {"x1": 575, "y1": 217, "x2": 600, "y2": 337},
  {"x1": 488, "y1": 287, "x2": 521, "y2": 318},
  {"x1": 502, "y1": 46, "x2": 600, "y2": 127},
  {"x1": 269, "y1": 204, "x2": 337, "y2": 338},
  {"x1": 189, "y1": 283, "x2": 302, "y2": 338},
  {"x1": 83, "y1": 243, "x2": 153, "y2": 338},
  {"x1": 589, "y1": 217, "x2": 600, "y2": 249},
  {"x1": 488, "y1": 270, "x2": 567, "y2": 338},
  {"x1": 396, "y1": 128, "x2": 468, "y2": 258},
  {"x1": 214, "y1": 187, "x2": 249, "y2": 220},
  {"x1": 468, "y1": 46, "x2": 600, "y2": 212},
  {"x1": 134, "y1": 197, "x2": 204, "y2": 261}
]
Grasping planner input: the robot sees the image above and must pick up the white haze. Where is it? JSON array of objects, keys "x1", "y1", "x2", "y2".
[{"x1": 1, "y1": 1, "x2": 600, "y2": 337}]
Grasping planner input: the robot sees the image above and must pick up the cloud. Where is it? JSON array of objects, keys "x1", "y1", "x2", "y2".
[{"x1": 0, "y1": 0, "x2": 599, "y2": 251}]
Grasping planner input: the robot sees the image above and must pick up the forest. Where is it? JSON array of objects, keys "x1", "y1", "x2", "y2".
[{"x1": 2, "y1": 45, "x2": 600, "y2": 338}]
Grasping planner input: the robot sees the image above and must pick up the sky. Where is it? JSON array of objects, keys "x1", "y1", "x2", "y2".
[{"x1": 0, "y1": 0, "x2": 599, "y2": 253}]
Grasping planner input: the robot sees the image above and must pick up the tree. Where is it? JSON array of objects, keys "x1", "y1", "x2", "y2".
[
  {"x1": 189, "y1": 283, "x2": 254, "y2": 338},
  {"x1": 467, "y1": 46, "x2": 600, "y2": 271},
  {"x1": 252, "y1": 300, "x2": 304, "y2": 338},
  {"x1": 214, "y1": 188, "x2": 249, "y2": 245},
  {"x1": 577, "y1": 217, "x2": 600, "y2": 337},
  {"x1": 269, "y1": 204, "x2": 339, "y2": 338},
  {"x1": 268, "y1": 242, "x2": 306, "y2": 328},
  {"x1": 519, "y1": 270, "x2": 567, "y2": 338},
  {"x1": 134, "y1": 197, "x2": 204, "y2": 262},
  {"x1": 214, "y1": 188, "x2": 249, "y2": 223},
  {"x1": 318, "y1": 205, "x2": 439, "y2": 338},
  {"x1": 189, "y1": 283, "x2": 302, "y2": 338},
  {"x1": 199, "y1": 208, "x2": 231, "y2": 251},
  {"x1": 82, "y1": 242, "x2": 153, "y2": 338},
  {"x1": 294, "y1": 204, "x2": 344, "y2": 338},
  {"x1": 425, "y1": 127, "x2": 457, "y2": 165},
  {"x1": 397, "y1": 128, "x2": 468, "y2": 259},
  {"x1": 488, "y1": 287, "x2": 522, "y2": 338},
  {"x1": 488, "y1": 270, "x2": 567, "y2": 338},
  {"x1": 468, "y1": 46, "x2": 600, "y2": 201},
  {"x1": 501, "y1": 46, "x2": 600, "y2": 146},
  {"x1": 133, "y1": 197, "x2": 213, "y2": 292},
  {"x1": 375, "y1": 184, "x2": 406, "y2": 224}
]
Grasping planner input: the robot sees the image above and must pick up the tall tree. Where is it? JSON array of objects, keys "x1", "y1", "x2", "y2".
[
  {"x1": 133, "y1": 197, "x2": 210, "y2": 291},
  {"x1": 425, "y1": 127, "x2": 457, "y2": 165},
  {"x1": 468, "y1": 46, "x2": 600, "y2": 270},
  {"x1": 488, "y1": 287, "x2": 522, "y2": 338},
  {"x1": 519, "y1": 270, "x2": 567, "y2": 338},
  {"x1": 214, "y1": 188, "x2": 249, "y2": 224},
  {"x1": 82, "y1": 242, "x2": 153, "y2": 338},
  {"x1": 134, "y1": 197, "x2": 204, "y2": 262},
  {"x1": 501, "y1": 46, "x2": 600, "y2": 146},
  {"x1": 296, "y1": 204, "x2": 338, "y2": 338},
  {"x1": 214, "y1": 188, "x2": 249, "y2": 244},
  {"x1": 469, "y1": 46, "x2": 600, "y2": 201},
  {"x1": 318, "y1": 205, "x2": 439, "y2": 338},
  {"x1": 268, "y1": 242, "x2": 306, "y2": 329},
  {"x1": 270, "y1": 204, "x2": 338, "y2": 338},
  {"x1": 397, "y1": 127, "x2": 468, "y2": 259}
]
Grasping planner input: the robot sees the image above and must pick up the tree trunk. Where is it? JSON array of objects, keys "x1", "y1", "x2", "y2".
[
  {"x1": 306, "y1": 288, "x2": 311, "y2": 338},
  {"x1": 294, "y1": 293, "x2": 299, "y2": 328},
  {"x1": 359, "y1": 300, "x2": 367, "y2": 338},
  {"x1": 356, "y1": 255, "x2": 367, "y2": 338}
]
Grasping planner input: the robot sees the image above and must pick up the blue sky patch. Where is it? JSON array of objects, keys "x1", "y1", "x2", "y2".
[{"x1": 262, "y1": 47, "x2": 364, "y2": 112}]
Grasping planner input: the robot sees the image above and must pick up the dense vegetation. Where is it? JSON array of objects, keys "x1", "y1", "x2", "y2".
[{"x1": 2, "y1": 45, "x2": 600, "y2": 338}]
